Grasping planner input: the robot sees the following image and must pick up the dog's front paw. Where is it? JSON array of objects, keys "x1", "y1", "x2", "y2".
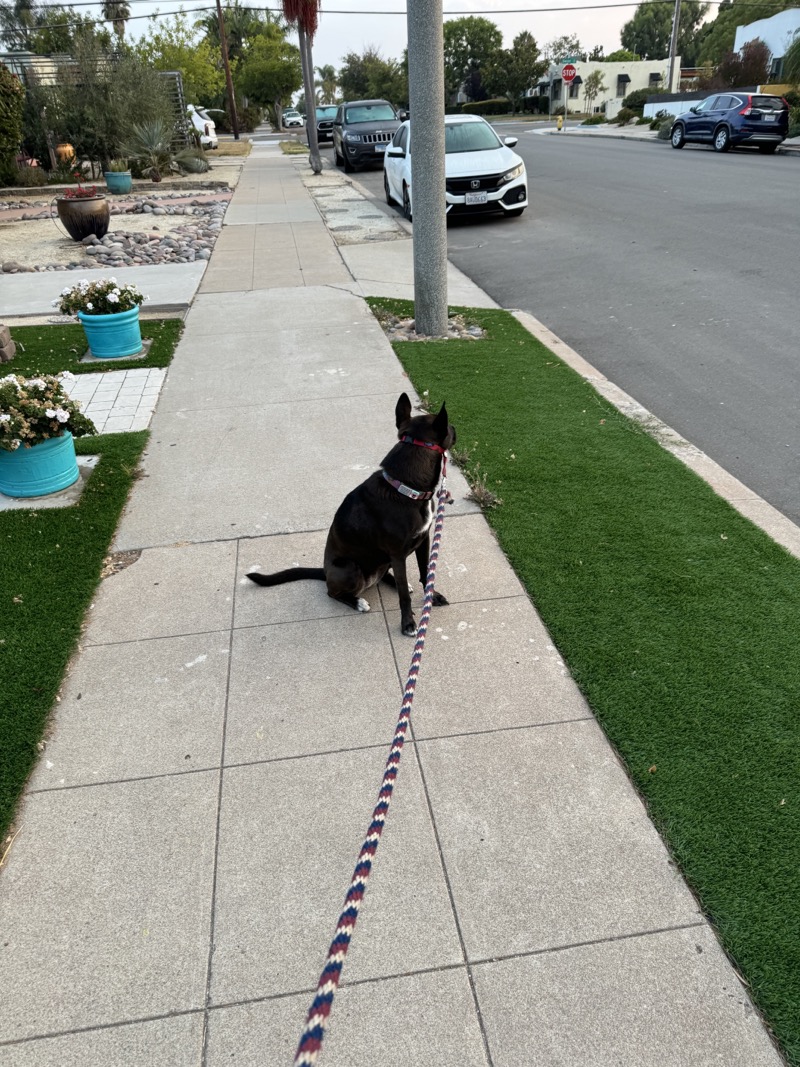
[
  {"x1": 401, "y1": 617, "x2": 417, "y2": 637},
  {"x1": 356, "y1": 598, "x2": 371, "y2": 613},
  {"x1": 431, "y1": 590, "x2": 449, "y2": 607}
]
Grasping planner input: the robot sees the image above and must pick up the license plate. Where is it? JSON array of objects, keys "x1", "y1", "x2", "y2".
[
  {"x1": 465, "y1": 191, "x2": 488, "y2": 205},
  {"x1": 762, "y1": 114, "x2": 776, "y2": 122},
  {"x1": 374, "y1": 143, "x2": 387, "y2": 152}
]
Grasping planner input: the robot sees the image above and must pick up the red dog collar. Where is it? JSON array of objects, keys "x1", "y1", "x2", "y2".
[
  {"x1": 400, "y1": 435, "x2": 446, "y2": 454},
  {"x1": 382, "y1": 471, "x2": 434, "y2": 500}
]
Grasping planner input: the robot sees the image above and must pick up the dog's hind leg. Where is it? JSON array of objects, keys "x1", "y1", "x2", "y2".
[
  {"x1": 326, "y1": 559, "x2": 371, "y2": 614},
  {"x1": 415, "y1": 534, "x2": 448, "y2": 607}
]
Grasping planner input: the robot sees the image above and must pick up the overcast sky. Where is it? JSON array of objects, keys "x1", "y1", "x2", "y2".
[{"x1": 117, "y1": 0, "x2": 649, "y2": 70}]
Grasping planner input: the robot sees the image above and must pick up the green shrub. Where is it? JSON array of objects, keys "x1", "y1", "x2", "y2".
[
  {"x1": 0, "y1": 62, "x2": 25, "y2": 179},
  {"x1": 789, "y1": 106, "x2": 800, "y2": 139},
  {"x1": 462, "y1": 97, "x2": 512, "y2": 116},
  {"x1": 8, "y1": 164, "x2": 47, "y2": 187},
  {"x1": 621, "y1": 87, "x2": 654, "y2": 113},
  {"x1": 174, "y1": 146, "x2": 210, "y2": 173},
  {"x1": 657, "y1": 118, "x2": 673, "y2": 140},
  {"x1": 582, "y1": 114, "x2": 606, "y2": 125},
  {"x1": 613, "y1": 107, "x2": 637, "y2": 125},
  {"x1": 636, "y1": 115, "x2": 650, "y2": 124}
]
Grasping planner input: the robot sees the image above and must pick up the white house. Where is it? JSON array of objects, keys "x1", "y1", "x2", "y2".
[
  {"x1": 733, "y1": 8, "x2": 800, "y2": 79},
  {"x1": 528, "y1": 58, "x2": 682, "y2": 118}
]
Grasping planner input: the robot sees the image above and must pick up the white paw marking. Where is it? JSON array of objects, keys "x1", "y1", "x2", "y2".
[{"x1": 356, "y1": 598, "x2": 370, "y2": 613}]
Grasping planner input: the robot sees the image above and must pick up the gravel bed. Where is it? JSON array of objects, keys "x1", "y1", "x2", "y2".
[{"x1": 1, "y1": 196, "x2": 228, "y2": 272}]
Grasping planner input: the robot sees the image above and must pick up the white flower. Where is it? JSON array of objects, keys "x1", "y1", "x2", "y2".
[
  {"x1": 10, "y1": 439, "x2": 21, "y2": 450},
  {"x1": 45, "y1": 408, "x2": 57, "y2": 418},
  {"x1": 61, "y1": 287, "x2": 72, "y2": 296},
  {"x1": 55, "y1": 408, "x2": 70, "y2": 423},
  {"x1": 51, "y1": 298, "x2": 60, "y2": 307},
  {"x1": 0, "y1": 413, "x2": 10, "y2": 424},
  {"x1": 25, "y1": 377, "x2": 46, "y2": 390},
  {"x1": 58, "y1": 371, "x2": 75, "y2": 382},
  {"x1": 86, "y1": 302, "x2": 93, "y2": 310},
  {"x1": 107, "y1": 292, "x2": 119, "y2": 303}
]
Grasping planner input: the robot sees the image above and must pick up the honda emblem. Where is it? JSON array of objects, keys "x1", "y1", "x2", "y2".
[{"x1": 470, "y1": 180, "x2": 480, "y2": 189}]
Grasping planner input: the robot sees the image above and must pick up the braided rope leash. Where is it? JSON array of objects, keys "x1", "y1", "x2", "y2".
[{"x1": 294, "y1": 457, "x2": 449, "y2": 1066}]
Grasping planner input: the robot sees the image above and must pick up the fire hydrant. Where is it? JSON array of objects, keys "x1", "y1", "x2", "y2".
[{"x1": 557, "y1": 114, "x2": 564, "y2": 132}]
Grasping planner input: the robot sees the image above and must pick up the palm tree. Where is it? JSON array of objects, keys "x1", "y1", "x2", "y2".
[
  {"x1": 282, "y1": 0, "x2": 322, "y2": 174},
  {"x1": 315, "y1": 62, "x2": 337, "y2": 104},
  {"x1": 101, "y1": 0, "x2": 130, "y2": 40}
]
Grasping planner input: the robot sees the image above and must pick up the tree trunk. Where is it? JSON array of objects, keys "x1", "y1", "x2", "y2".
[{"x1": 298, "y1": 24, "x2": 322, "y2": 174}]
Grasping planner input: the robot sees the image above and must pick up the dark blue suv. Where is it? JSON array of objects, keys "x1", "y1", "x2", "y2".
[{"x1": 670, "y1": 93, "x2": 789, "y2": 153}]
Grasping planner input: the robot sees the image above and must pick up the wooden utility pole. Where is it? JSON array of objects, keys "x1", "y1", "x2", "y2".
[
  {"x1": 668, "y1": 0, "x2": 682, "y2": 91},
  {"x1": 215, "y1": 0, "x2": 240, "y2": 140}
]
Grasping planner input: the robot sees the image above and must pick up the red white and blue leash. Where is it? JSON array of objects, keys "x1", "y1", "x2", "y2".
[{"x1": 294, "y1": 454, "x2": 449, "y2": 1066}]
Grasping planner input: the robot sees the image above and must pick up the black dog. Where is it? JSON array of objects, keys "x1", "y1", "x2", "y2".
[{"x1": 247, "y1": 393, "x2": 455, "y2": 635}]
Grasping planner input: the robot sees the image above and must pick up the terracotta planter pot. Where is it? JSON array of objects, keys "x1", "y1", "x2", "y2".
[{"x1": 56, "y1": 195, "x2": 110, "y2": 242}]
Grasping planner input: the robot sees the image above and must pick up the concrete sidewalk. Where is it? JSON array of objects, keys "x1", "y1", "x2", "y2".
[{"x1": 0, "y1": 149, "x2": 785, "y2": 1066}]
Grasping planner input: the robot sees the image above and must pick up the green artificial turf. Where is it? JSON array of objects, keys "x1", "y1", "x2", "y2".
[
  {"x1": 373, "y1": 298, "x2": 800, "y2": 1064},
  {"x1": 7, "y1": 318, "x2": 183, "y2": 376},
  {"x1": 0, "y1": 433, "x2": 148, "y2": 846}
]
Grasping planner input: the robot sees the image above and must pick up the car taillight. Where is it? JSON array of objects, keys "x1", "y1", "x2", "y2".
[
  {"x1": 739, "y1": 97, "x2": 753, "y2": 116},
  {"x1": 204, "y1": 123, "x2": 210, "y2": 135}
]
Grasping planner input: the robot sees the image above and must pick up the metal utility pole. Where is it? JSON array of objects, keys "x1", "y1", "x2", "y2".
[
  {"x1": 407, "y1": 0, "x2": 448, "y2": 337},
  {"x1": 668, "y1": 0, "x2": 682, "y2": 91},
  {"x1": 215, "y1": 0, "x2": 240, "y2": 140}
]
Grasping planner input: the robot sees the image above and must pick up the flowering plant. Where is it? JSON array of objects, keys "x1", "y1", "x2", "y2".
[
  {"x1": 60, "y1": 171, "x2": 100, "y2": 199},
  {"x1": 54, "y1": 278, "x2": 147, "y2": 316},
  {"x1": 0, "y1": 373, "x2": 96, "y2": 452}
]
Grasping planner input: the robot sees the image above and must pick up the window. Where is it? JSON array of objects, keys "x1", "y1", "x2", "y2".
[
  {"x1": 649, "y1": 72, "x2": 662, "y2": 85},
  {"x1": 397, "y1": 126, "x2": 409, "y2": 151},
  {"x1": 616, "y1": 74, "x2": 631, "y2": 97},
  {"x1": 569, "y1": 82, "x2": 580, "y2": 98},
  {"x1": 444, "y1": 121, "x2": 501, "y2": 153},
  {"x1": 344, "y1": 104, "x2": 397, "y2": 124}
]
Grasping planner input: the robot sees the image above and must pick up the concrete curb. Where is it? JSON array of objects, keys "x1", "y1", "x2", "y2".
[{"x1": 543, "y1": 127, "x2": 800, "y2": 156}]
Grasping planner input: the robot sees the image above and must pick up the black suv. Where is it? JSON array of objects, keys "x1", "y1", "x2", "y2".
[
  {"x1": 332, "y1": 99, "x2": 404, "y2": 171},
  {"x1": 309, "y1": 104, "x2": 338, "y2": 144},
  {"x1": 670, "y1": 93, "x2": 789, "y2": 153}
]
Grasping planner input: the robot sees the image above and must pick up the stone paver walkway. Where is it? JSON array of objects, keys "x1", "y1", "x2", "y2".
[{"x1": 64, "y1": 367, "x2": 166, "y2": 433}]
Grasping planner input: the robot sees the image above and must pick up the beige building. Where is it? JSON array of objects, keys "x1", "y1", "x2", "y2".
[{"x1": 530, "y1": 58, "x2": 682, "y2": 118}]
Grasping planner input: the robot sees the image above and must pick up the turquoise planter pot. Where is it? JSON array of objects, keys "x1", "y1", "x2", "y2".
[
  {"x1": 0, "y1": 432, "x2": 79, "y2": 498},
  {"x1": 78, "y1": 306, "x2": 142, "y2": 360},
  {"x1": 104, "y1": 171, "x2": 133, "y2": 195}
]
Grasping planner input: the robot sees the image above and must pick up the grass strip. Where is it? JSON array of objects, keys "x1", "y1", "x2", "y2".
[
  {"x1": 0, "y1": 433, "x2": 148, "y2": 845},
  {"x1": 372, "y1": 298, "x2": 800, "y2": 1065},
  {"x1": 8, "y1": 318, "x2": 183, "y2": 376}
]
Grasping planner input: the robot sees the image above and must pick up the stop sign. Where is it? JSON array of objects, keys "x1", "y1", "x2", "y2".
[{"x1": 561, "y1": 63, "x2": 577, "y2": 83}]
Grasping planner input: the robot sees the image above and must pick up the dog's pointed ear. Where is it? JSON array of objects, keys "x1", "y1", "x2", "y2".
[
  {"x1": 433, "y1": 401, "x2": 449, "y2": 439},
  {"x1": 395, "y1": 392, "x2": 412, "y2": 429}
]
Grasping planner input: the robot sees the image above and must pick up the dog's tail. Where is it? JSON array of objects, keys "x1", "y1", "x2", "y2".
[{"x1": 246, "y1": 567, "x2": 325, "y2": 587}]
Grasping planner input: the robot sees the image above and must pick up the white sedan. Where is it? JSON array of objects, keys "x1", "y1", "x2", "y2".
[{"x1": 383, "y1": 114, "x2": 527, "y2": 221}]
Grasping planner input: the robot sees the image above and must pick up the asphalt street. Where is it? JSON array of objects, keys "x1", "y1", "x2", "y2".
[{"x1": 345, "y1": 131, "x2": 800, "y2": 527}]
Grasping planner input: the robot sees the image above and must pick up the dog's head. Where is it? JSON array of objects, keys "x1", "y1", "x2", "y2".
[{"x1": 395, "y1": 392, "x2": 456, "y2": 450}]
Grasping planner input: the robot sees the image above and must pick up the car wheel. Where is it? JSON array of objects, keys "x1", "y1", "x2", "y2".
[
  {"x1": 670, "y1": 124, "x2": 685, "y2": 149},
  {"x1": 334, "y1": 144, "x2": 343, "y2": 166},
  {"x1": 713, "y1": 125, "x2": 731, "y2": 152},
  {"x1": 758, "y1": 143, "x2": 778, "y2": 154},
  {"x1": 343, "y1": 155, "x2": 354, "y2": 173},
  {"x1": 402, "y1": 183, "x2": 412, "y2": 222},
  {"x1": 384, "y1": 171, "x2": 394, "y2": 205}
]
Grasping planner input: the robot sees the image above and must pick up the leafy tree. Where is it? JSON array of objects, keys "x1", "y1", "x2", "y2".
[
  {"x1": 0, "y1": 0, "x2": 111, "y2": 52},
  {"x1": 0, "y1": 61, "x2": 24, "y2": 177},
  {"x1": 200, "y1": 2, "x2": 284, "y2": 62},
  {"x1": 545, "y1": 33, "x2": 585, "y2": 61},
  {"x1": 588, "y1": 44, "x2": 605, "y2": 60},
  {"x1": 784, "y1": 30, "x2": 800, "y2": 86},
  {"x1": 315, "y1": 63, "x2": 337, "y2": 103},
  {"x1": 135, "y1": 12, "x2": 225, "y2": 104},
  {"x1": 236, "y1": 30, "x2": 302, "y2": 121},
  {"x1": 338, "y1": 46, "x2": 407, "y2": 105},
  {"x1": 604, "y1": 48, "x2": 639, "y2": 62},
  {"x1": 101, "y1": 0, "x2": 129, "y2": 40},
  {"x1": 582, "y1": 68, "x2": 607, "y2": 112},
  {"x1": 484, "y1": 30, "x2": 548, "y2": 112},
  {"x1": 621, "y1": 0, "x2": 708, "y2": 62},
  {"x1": 697, "y1": 0, "x2": 796, "y2": 66},
  {"x1": 709, "y1": 38, "x2": 772, "y2": 86},
  {"x1": 443, "y1": 16, "x2": 503, "y2": 101}
]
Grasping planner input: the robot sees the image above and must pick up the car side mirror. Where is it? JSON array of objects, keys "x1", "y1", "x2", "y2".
[
  {"x1": 504, "y1": 136, "x2": 519, "y2": 148},
  {"x1": 689, "y1": 106, "x2": 698, "y2": 114},
  {"x1": 398, "y1": 110, "x2": 409, "y2": 121},
  {"x1": 386, "y1": 146, "x2": 406, "y2": 158}
]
